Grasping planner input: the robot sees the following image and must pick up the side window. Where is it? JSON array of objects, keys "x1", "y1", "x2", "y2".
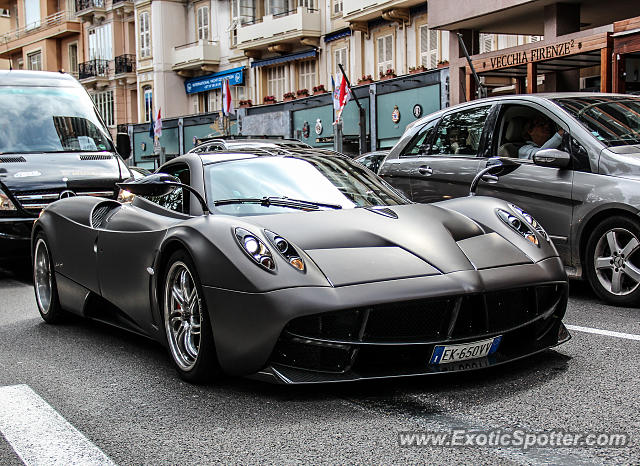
[
  {"x1": 149, "y1": 163, "x2": 191, "y2": 214},
  {"x1": 430, "y1": 106, "x2": 491, "y2": 156},
  {"x1": 401, "y1": 119, "x2": 438, "y2": 156}
]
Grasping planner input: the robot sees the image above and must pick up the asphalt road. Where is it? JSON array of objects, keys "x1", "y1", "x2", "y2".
[{"x1": 0, "y1": 263, "x2": 638, "y2": 465}]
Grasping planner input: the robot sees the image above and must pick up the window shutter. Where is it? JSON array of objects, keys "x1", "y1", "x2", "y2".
[{"x1": 429, "y1": 29, "x2": 438, "y2": 68}]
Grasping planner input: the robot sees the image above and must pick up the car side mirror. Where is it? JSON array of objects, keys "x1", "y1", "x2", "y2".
[
  {"x1": 116, "y1": 133, "x2": 131, "y2": 160},
  {"x1": 469, "y1": 157, "x2": 520, "y2": 196},
  {"x1": 533, "y1": 149, "x2": 570, "y2": 168},
  {"x1": 117, "y1": 173, "x2": 180, "y2": 197}
]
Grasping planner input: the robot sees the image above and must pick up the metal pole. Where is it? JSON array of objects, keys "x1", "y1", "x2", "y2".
[
  {"x1": 338, "y1": 63, "x2": 367, "y2": 155},
  {"x1": 334, "y1": 120, "x2": 343, "y2": 153},
  {"x1": 456, "y1": 33, "x2": 487, "y2": 99}
]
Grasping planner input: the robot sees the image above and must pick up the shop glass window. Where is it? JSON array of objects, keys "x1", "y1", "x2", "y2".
[{"x1": 430, "y1": 106, "x2": 491, "y2": 156}]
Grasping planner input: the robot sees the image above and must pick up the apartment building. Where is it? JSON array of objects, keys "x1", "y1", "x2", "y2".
[
  {"x1": 0, "y1": 0, "x2": 82, "y2": 73},
  {"x1": 0, "y1": 8, "x2": 10, "y2": 69},
  {"x1": 75, "y1": 0, "x2": 137, "y2": 137},
  {"x1": 428, "y1": 0, "x2": 640, "y2": 104}
]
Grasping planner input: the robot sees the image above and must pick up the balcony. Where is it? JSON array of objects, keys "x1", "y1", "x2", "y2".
[
  {"x1": 172, "y1": 40, "x2": 221, "y2": 75},
  {"x1": 75, "y1": 0, "x2": 106, "y2": 23},
  {"x1": 114, "y1": 54, "x2": 136, "y2": 82},
  {"x1": 78, "y1": 59, "x2": 111, "y2": 88},
  {"x1": 342, "y1": 0, "x2": 424, "y2": 23},
  {"x1": 236, "y1": 7, "x2": 321, "y2": 52},
  {"x1": 112, "y1": 0, "x2": 134, "y2": 14},
  {"x1": 0, "y1": 11, "x2": 81, "y2": 57}
]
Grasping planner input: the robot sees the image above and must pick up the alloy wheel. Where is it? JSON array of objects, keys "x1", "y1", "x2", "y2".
[
  {"x1": 34, "y1": 238, "x2": 53, "y2": 314},
  {"x1": 164, "y1": 261, "x2": 202, "y2": 371},
  {"x1": 593, "y1": 227, "x2": 640, "y2": 296}
]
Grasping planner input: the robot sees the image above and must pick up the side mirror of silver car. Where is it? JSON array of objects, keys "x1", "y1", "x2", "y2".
[{"x1": 533, "y1": 149, "x2": 571, "y2": 169}]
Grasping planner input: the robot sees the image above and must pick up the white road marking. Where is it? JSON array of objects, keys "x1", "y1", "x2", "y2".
[
  {"x1": 566, "y1": 324, "x2": 640, "y2": 341},
  {"x1": 0, "y1": 384, "x2": 115, "y2": 466}
]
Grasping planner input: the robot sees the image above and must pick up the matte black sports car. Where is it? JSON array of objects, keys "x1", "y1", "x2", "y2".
[{"x1": 32, "y1": 150, "x2": 570, "y2": 384}]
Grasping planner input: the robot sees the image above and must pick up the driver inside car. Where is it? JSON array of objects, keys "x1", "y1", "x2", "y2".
[{"x1": 518, "y1": 116, "x2": 565, "y2": 160}]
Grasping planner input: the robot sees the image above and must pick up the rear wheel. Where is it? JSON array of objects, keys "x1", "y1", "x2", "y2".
[
  {"x1": 33, "y1": 233, "x2": 64, "y2": 323},
  {"x1": 585, "y1": 216, "x2": 640, "y2": 306},
  {"x1": 162, "y1": 250, "x2": 221, "y2": 383}
]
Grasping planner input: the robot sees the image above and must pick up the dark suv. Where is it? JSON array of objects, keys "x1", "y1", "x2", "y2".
[
  {"x1": 188, "y1": 136, "x2": 310, "y2": 155},
  {"x1": 379, "y1": 93, "x2": 640, "y2": 306},
  {"x1": 0, "y1": 71, "x2": 131, "y2": 257}
]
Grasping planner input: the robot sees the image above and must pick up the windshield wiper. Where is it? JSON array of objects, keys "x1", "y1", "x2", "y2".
[{"x1": 213, "y1": 196, "x2": 342, "y2": 211}]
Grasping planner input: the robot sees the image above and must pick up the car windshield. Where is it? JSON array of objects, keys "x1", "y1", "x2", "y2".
[
  {"x1": 204, "y1": 155, "x2": 408, "y2": 216},
  {"x1": 553, "y1": 96, "x2": 640, "y2": 147},
  {"x1": 0, "y1": 86, "x2": 114, "y2": 154}
]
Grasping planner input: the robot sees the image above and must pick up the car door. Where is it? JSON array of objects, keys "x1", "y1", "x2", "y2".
[
  {"x1": 409, "y1": 104, "x2": 493, "y2": 203},
  {"x1": 476, "y1": 101, "x2": 574, "y2": 265},
  {"x1": 96, "y1": 162, "x2": 192, "y2": 331}
]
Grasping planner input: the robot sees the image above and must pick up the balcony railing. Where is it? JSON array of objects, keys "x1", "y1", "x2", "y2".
[
  {"x1": 237, "y1": 7, "x2": 321, "y2": 49},
  {"x1": 114, "y1": 54, "x2": 135, "y2": 74},
  {"x1": 75, "y1": 0, "x2": 104, "y2": 12},
  {"x1": 112, "y1": 0, "x2": 132, "y2": 4},
  {"x1": 0, "y1": 11, "x2": 78, "y2": 45},
  {"x1": 79, "y1": 59, "x2": 110, "y2": 80}
]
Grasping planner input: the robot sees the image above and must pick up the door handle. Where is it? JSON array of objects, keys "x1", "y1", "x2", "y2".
[{"x1": 417, "y1": 165, "x2": 433, "y2": 176}]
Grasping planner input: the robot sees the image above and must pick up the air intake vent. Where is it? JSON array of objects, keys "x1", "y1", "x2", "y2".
[
  {"x1": 79, "y1": 154, "x2": 113, "y2": 161},
  {"x1": 0, "y1": 156, "x2": 27, "y2": 163},
  {"x1": 91, "y1": 201, "x2": 120, "y2": 229}
]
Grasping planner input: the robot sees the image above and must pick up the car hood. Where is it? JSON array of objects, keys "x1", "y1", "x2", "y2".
[
  {"x1": 0, "y1": 152, "x2": 125, "y2": 193},
  {"x1": 243, "y1": 203, "x2": 535, "y2": 286}
]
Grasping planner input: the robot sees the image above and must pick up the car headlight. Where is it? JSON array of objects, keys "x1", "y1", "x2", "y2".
[
  {"x1": 117, "y1": 188, "x2": 135, "y2": 203},
  {"x1": 509, "y1": 204, "x2": 549, "y2": 242},
  {"x1": 263, "y1": 229, "x2": 305, "y2": 271},
  {"x1": 234, "y1": 227, "x2": 275, "y2": 271},
  {"x1": 496, "y1": 208, "x2": 541, "y2": 246},
  {"x1": 0, "y1": 192, "x2": 16, "y2": 211}
]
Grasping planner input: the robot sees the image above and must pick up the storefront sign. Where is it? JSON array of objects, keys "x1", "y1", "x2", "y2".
[
  {"x1": 471, "y1": 32, "x2": 608, "y2": 73},
  {"x1": 315, "y1": 119, "x2": 323, "y2": 135},
  {"x1": 184, "y1": 67, "x2": 245, "y2": 94},
  {"x1": 302, "y1": 121, "x2": 310, "y2": 138},
  {"x1": 413, "y1": 104, "x2": 423, "y2": 118}
]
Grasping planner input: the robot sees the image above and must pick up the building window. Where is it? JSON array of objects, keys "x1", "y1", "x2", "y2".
[
  {"x1": 333, "y1": 46, "x2": 347, "y2": 76},
  {"x1": 88, "y1": 23, "x2": 113, "y2": 60},
  {"x1": 0, "y1": 8, "x2": 10, "y2": 17},
  {"x1": 68, "y1": 43, "x2": 78, "y2": 76},
  {"x1": 266, "y1": 65, "x2": 286, "y2": 100},
  {"x1": 197, "y1": 5, "x2": 209, "y2": 41},
  {"x1": 266, "y1": 0, "x2": 287, "y2": 15},
  {"x1": 24, "y1": 0, "x2": 40, "y2": 29},
  {"x1": 298, "y1": 0, "x2": 315, "y2": 8},
  {"x1": 298, "y1": 60, "x2": 315, "y2": 91},
  {"x1": 332, "y1": 0, "x2": 342, "y2": 15},
  {"x1": 419, "y1": 25, "x2": 438, "y2": 69},
  {"x1": 376, "y1": 34, "x2": 393, "y2": 76},
  {"x1": 139, "y1": 12, "x2": 151, "y2": 58},
  {"x1": 480, "y1": 34, "x2": 495, "y2": 53},
  {"x1": 143, "y1": 87, "x2": 153, "y2": 122},
  {"x1": 230, "y1": 0, "x2": 255, "y2": 47},
  {"x1": 27, "y1": 51, "x2": 42, "y2": 71},
  {"x1": 92, "y1": 90, "x2": 114, "y2": 127}
]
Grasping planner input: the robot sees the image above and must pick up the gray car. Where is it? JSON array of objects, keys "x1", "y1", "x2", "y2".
[{"x1": 379, "y1": 93, "x2": 640, "y2": 306}]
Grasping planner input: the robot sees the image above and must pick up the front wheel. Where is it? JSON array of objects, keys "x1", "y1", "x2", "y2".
[
  {"x1": 33, "y1": 233, "x2": 64, "y2": 323},
  {"x1": 162, "y1": 250, "x2": 221, "y2": 383},
  {"x1": 585, "y1": 216, "x2": 640, "y2": 306}
]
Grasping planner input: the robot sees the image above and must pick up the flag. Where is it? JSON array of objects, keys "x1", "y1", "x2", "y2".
[
  {"x1": 332, "y1": 75, "x2": 339, "y2": 110},
  {"x1": 222, "y1": 79, "x2": 234, "y2": 116},
  {"x1": 334, "y1": 72, "x2": 351, "y2": 123},
  {"x1": 148, "y1": 110, "x2": 154, "y2": 138},
  {"x1": 154, "y1": 107, "x2": 162, "y2": 139}
]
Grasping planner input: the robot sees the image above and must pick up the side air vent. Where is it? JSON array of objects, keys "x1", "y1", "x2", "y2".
[
  {"x1": 0, "y1": 156, "x2": 27, "y2": 163},
  {"x1": 80, "y1": 154, "x2": 113, "y2": 161},
  {"x1": 91, "y1": 201, "x2": 120, "y2": 229}
]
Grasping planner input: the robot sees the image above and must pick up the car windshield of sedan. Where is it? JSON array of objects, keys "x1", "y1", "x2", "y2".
[
  {"x1": 553, "y1": 97, "x2": 640, "y2": 147},
  {"x1": 0, "y1": 86, "x2": 114, "y2": 154},
  {"x1": 204, "y1": 155, "x2": 408, "y2": 216}
]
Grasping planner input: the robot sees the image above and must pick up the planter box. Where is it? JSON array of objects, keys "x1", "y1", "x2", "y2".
[
  {"x1": 409, "y1": 68, "x2": 426, "y2": 74},
  {"x1": 313, "y1": 90, "x2": 327, "y2": 95},
  {"x1": 283, "y1": 96, "x2": 296, "y2": 102},
  {"x1": 380, "y1": 74, "x2": 397, "y2": 81},
  {"x1": 239, "y1": 103, "x2": 253, "y2": 108},
  {"x1": 357, "y1": 79, "x2": 373, "y2": 85},
  {"x1": 438, "y1": 62, "x2": 449, "y2": 69}
]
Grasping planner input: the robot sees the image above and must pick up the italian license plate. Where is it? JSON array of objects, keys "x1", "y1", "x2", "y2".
[{"x1": 429, "y1": 336, "x2": 502, "y2": 365}]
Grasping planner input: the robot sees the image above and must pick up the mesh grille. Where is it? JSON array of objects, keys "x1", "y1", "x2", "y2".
[
  {"x1": 91, "y1": 204, "x2": 118, "y2": 228},
  {"x1": 79, "y1": 154, "x2": 113, "y2": 161},
  {"x1": 0, "y1": 156, "x2": 26, "y2": 163}
]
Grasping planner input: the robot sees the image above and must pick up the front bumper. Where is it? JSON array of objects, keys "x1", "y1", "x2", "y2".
[
  {"x1": 202, "y1": 257, "x2": 569, "y2": 381},
  {"x1": 0, "y1": 217, "x2": 35, "y2": 257}
]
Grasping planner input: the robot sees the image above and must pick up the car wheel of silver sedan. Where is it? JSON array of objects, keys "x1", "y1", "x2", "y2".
[
  {"x1": 586, "y1": 216, "x2": 640, "y2": 306},
  {"x1": 33, "y1": 232, "x2": 64, "y2": 323},
  {"x1": 163, "y1": 250, "x2": 221, "y2": 383}
]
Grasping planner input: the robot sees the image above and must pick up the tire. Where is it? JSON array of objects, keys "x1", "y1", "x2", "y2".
[
  {"x1": 32, "y1": 232, "x2": 64, "y2": 323},
  {"x1": 585, "y1": 215, "x2": 640, "y2": 306},
  {"x1": 162, "y1": 250, "x2": 221, "y2": 383}
]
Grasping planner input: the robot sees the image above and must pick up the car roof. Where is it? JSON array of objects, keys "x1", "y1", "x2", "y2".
[
  {"x1": 167, "y1": 149, "x2": 347, "y2": 167},
  {"x1": 410, "y1": 92, "x2": 640, "y2": 127},
  {"x1": 0, "y1": 70, "x2": 80, "y2": 88}
]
